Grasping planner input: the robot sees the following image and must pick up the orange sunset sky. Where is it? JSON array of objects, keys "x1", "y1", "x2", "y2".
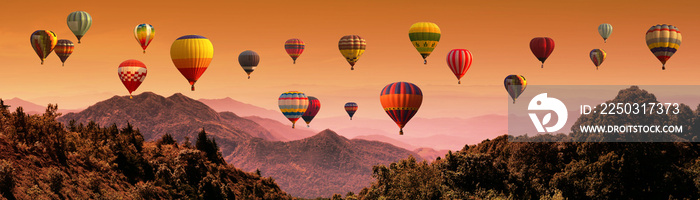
[{"x1": 2, "y1": 0, "x2": 700, "y2": 122}]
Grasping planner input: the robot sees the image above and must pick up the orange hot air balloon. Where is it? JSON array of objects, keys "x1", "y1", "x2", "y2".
[
  {"x1": 380, "y1": 82, "x2": 423, "y2": 135},
  {"x1": 170, "y1": 35, "x2": 213, "y2": 91}
]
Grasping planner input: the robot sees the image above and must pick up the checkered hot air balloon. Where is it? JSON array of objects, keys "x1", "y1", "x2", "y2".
[
  {"x1": 646, "y1": 24, "x2": 681, "y2": 70},
  {"x1": 380, "y1": 82, "x2": 423, "y2": 135},
  {"x1": 170, "y1": 35, "x2": 213, "y2": 91},
  {"x1": 302, "y1": 96, "x2": 321, "y2": 127},
  {"x1": 134, "y1": 24, "x2": 155, "y2": 53},
  {"x1": 118, "y1": 59, "x2": 147, "y2": 99},
  {"x1": 504, "y1": 75, "x2": 527, "y2": 104},
  {"x1": 285, "y1": 38, "x2": 304, "y2": 64},
  {"x1": 238, "y1": 50, "x2": 260, "y2": 79},
  {"x1": 54, "y1": 39, "x2": 74, "y2": 66},
  {"x1": 530, "y1": 37, "x2": 555, "y2": 68},
  {"x1": 279, "y1": 91, "x2": 309, "y2": 128},
  {"x1": 446, "y1": 49, "x2": 473, "y2": 84},
  {"x1": 409, "y1": 22, "x2": 441, "y2": 64},
  {"x1": 30, "y1": 30, "x2": 57, "y2": 65},
  {"x1": 338, "y1": 35, "x2": 366, "y2": 70},
  {"x1": 344, "y1": 102, "x2": 358, "y2": 120},
  {"x1": 66, "y1": 11, "x2": 92, "y2": 44},
  {"x1": 589, "y1": 49, "x2": 606, "y2": 70}
]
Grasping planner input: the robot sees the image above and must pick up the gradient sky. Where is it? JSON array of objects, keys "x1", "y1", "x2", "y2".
[{"x1": 2, "y1": 0, "x2": 700, "y2": 122}]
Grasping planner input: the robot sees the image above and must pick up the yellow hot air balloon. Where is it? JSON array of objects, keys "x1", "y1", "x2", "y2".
[
  {"x1": 338, "y1": 35, "x2": 366, "y2": 70},
  {"x1": 170, "y1": 35, "x2": 213, "y2": 91},
  {"x1": 409, "y1": 22, "x2": 441, "y2": 64}
]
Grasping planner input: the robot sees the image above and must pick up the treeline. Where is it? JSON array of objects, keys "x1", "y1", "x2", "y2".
[{"x1": 0, "y1": 105, "x2": 293, "y2": 199}]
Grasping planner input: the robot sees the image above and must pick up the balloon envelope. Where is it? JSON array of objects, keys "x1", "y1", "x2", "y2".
[
  {"x1": 589, "y1": 49, "x2": 606, "y2": 70},
  {"x1": 54, "y1": 39, "x2": 74, "y2": 66},
  {"x1": 646, "y1": 24, "x2": 681, "y2": 70},
  {"x1": 285, "y1": 38, "x2": 305, "y2": 64},
  {"x1": 279, "y1": 91, "x2": 309, "y2": 128},
  {"x1": 529, "y1": 37, "x2": 555, "y2": 68},
  {"x1": 134, "y1": 24, "x2": 155, "y2": 53},
  {"x1": 338, "y1": 35, "x2": 366, "y2": 70},
  {"x1": 344, "y1": 102, "x2": 358, "y2": 120},
  {"x1": 409, "y1": 22, "x2": 441, "y2": 64},
  {"x1": 66, "y1": 11, "x2": 92, "y2": 43},
  {"x1": 170, "y1": 35, "x2": 214, "y2": 91},
  {"x1": 598, "y1": 23, "x2": 613, "y2": 43},
  {"x1": 302, "y1": 96, "x2": 321, "y2": 127},
  {"x1": 30, "y1": 30, "x2": 57, "y2": 65},
  {"x1": 380, "y1": 82, "x2": 423, "y2": 135},
  {"x1": 446, "y1": 49, "x2": 473, "y2": 84},
  {"x1": 504, "y1": 75, "x2": 527, "y2": 104},
  {"x1": 118, "y1": 59, "x2": 147, "y2": 99},
  {"x1": 238, "y1": 50, "x2": 260, "y2": 79}
]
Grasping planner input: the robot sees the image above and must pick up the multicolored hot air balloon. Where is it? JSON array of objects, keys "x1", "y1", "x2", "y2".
[
  {"x1": 380, "y1": 82, "x2": 423, "y2": 135},
  {"x1": 589, "y1": 49, "x2": 606, "y2": 70},
  {"x1": 504, "y1": 75, "x2": 527, "y2": 104},
  {"x1": 30, "y1": 30, "x2": 57, "y2": 65},
  {"x1": 598, "y1": 23, "x2": 613, "y2": 43},
  {"x1": 134, "y1": 24, "x2": 155, "y2": 53},
  {"x1": 170, "y1": 35, "x2": 213, "y2": 91},
  {"x1": 66, "y1": 11, "x2": 92, "y2": 44},
  {"x1": 338, "y1": 35, "x2": 366, "y2": 70},
  {"x1": 344, "y1": 102, "x2": 358, "y2": 120},
  {"x1": 54, "y1": 39, "x2": 74, "y2": 66},
  {"x1": 646, "y1": 24, "x2": 682, "y2": 70},
  {"x1": 118, "y1": 59, "x2": 147, "y2": 99},
  {"x1": 530, "y1": 37, "x2": 555, "y2": 68},
  {"x1": 302, "y1": 96, "x2": 320, "y2": 127},
  {"x1": 238, "y1": 50, "x2": 260, "y2": 79},
  {"x1": 285, "y1": 38, "x2": 304, "y2": 64},
  {"x1": 279, "y1": 91, "x2": 309, "y2": 128},
  {"x1": 409, "y1": 22, "x2": 441, "y2": 64},
  {"x1": 446, "y1": 49, "x2": 473, "y2": 84}
]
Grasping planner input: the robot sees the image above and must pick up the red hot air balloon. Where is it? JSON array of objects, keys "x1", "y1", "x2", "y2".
[
  {"x1": 529, "y1": 37, "x2": 555, "y2": 68},
  {"x1": 118, "y1": 59, "x2": 147, "y2": 99},
  {"x1": 446, "y1": 49, "x2": 473, "y2": 84},
  {"x1": 380, "y1": 82, "x2": 423, "y2": 135},
  {"x1": 285, "y1": 38, "x2": 305, "y2": 64},
  {"x1": 302, "y1": 96, "x2": 320, "y2": 127}
]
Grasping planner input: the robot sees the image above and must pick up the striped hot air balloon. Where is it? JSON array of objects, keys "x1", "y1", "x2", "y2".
[
  {"x1": 285, "y1": 38, "x2": 304, "y2": 64},
  {"x1": 30, "y1": 30, "x2": 57, "y2": 65},
  {"x1": 504, "y1": 75, "x2": 527, "y2": 104},
  {"x1": 409, "y1": 22, "x2": 441, "y2": 64},
  {"x1": 134, "y1": 24, "x2": 155, "y2": 53},
  {"x1": 380, "y1": 82, "x2": 423, "y2": 135},
  {"x1": 54, "y1": 39, "x2": 74, "y2": 66},
  {"x1": 238, "y1": 50, "x2": 260, "y2": 79},
  {"x1": 646, "y1": 24, "x2": 682, "y2": 70},
  {"x1": 302, "y1": 96, "x2": 321, "y2": 127},
  {"x1": 530, "y1": 37, "x2": 555, "y2": 68},
  {"x1": 446, "y1": 49, "x2": 473, "y2": 84},
  {"x1": 279, "y1": 91, "x2": 309, "y2": 128},
  {"x1": 118, "y1": 59, "x2": 147, "y2": 99},
  {"x1": 338, "y1": 35, "x2": 366, "y2": 70},
  {"x1": 170, "y1": 35, "x2": 213, "y2": 91},
  {"x1": 589, "y1": 49, "x2": 606, "y2": 70},
  {"x1": 66, "y1": 11, "x2": 92, "y2": 44},
  {"x1": 344, "y1": 102, "x2": 358, "y2": 120},
  {"x1": 598, "y1": 23, "x2": 613, "y2": 43}
]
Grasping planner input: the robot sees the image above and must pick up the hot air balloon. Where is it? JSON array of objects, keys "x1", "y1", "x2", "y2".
[
  {"x1": 134, "y1": 24, "x2": 155, "y2": 53},
  {"x1": 380, "y1": 82, "x2": 423, "y2": 135},
  {"x1": 54, "y1": 39, "x2": 74, "y2": 66},
  {"x1": 279, "y1": 91, "x2": 309, "y2": 128},
  {"x1": 118, "y1": 59, "x2": 147, "y2": 99},
  {"x1": 344, "y1": 102, "x2": 358, "y2": 120},
  {"x1": 409, "y1": 22, "x2": 441, "y2": 64},
  {"x1": 285, "y1": 38, "x2": 304, "y2": 64},
  {"x1": 66, "y1": 11, "x2": 92, "y2": 44},
  {"x1": 504, "y1": 75, "x2": 527, "y2": 104},
  {"x1": 338, "y1": 35, "x2": 366, "y2": 70},
  {"x1": 589, "y1": 49, "x2": 606, "y2": 70},
  {"x1": 530, "y1": 37, "x2": 555, "y2": 68},
  {"x1": 446, "y1": 49, "x2": 473, "y2": 84},
  {"x1": 239, "y1": 50, "x2": 260, "y2": 79},
  {"x1": 170, "y1": 35, "x2": 214, "y2": 91},
  {"x1": 302, "y1": 96, "x2": 320, "y2": 127},
  {"x1": 646, "y1": 24, "x2": 682, "y2": 70},
  {"x1": 30, "y1": 30, "x2": 57, "y2": 65},
  {"x1": 598, "y1": 23, "x2": 613, "y2": 43}
]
